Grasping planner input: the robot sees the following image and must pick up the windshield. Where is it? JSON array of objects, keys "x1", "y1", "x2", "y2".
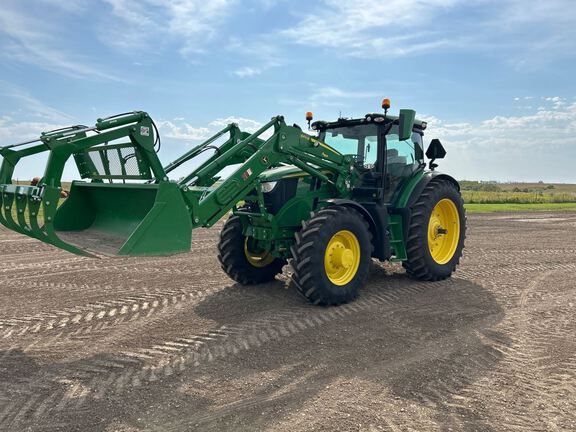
[{"x1": 320, "y1": 124, "x2": 380, "y2": 168}]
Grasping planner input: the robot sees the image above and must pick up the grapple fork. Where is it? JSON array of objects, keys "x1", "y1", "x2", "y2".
[{"x1": 0, "y1": 112, "x2": 192, "y2": 256}]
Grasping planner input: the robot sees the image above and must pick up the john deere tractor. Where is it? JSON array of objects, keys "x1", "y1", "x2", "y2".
[{"x1": 0, "y1": 100, "x2": 465, "y2": 306}]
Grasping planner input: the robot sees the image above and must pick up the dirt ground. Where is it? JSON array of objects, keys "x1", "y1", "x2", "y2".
[{"x1": 0, "y1": 212, "x2": 575, "y2": 431}]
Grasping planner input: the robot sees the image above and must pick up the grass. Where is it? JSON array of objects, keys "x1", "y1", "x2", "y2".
[
  {"x1": 465, "y1": 202, "x2": 576, "y2": 213},
  {"x1": 461, "y1": 191, "x2": 576, "y2": 204},
  {"x1": 460, "y1": 181, "x2": 576, "y2": 212}
]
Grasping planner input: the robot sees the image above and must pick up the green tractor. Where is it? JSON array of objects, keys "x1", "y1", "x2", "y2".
[{"x1": 0, "y1": 100, "x2": 465, "y2": 306}]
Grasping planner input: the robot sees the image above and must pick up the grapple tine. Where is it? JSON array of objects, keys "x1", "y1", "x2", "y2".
[
  {"x1": 0, "y1": 189, "x2": 5, "y2": 228},
  {"x1": 15, "y1": 187, "x2": 31, "y2": 233},
  {"x1": 0, "y1": 186, "x2": 26, "y2": 236},
  {"x1": 27, "y1": 195, "x2": 43, "y2": 239}
]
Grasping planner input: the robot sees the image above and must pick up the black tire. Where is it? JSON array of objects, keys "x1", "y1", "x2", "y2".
[
  {"x1": 218, "y1": 215, "x2": 286, "y2": 285},
  {"x1": 291, "y1": 205, "x2": 373, "y2": 306},
  {"x1": 402, "y1": 179, "x2": 466, "y2": 281}
]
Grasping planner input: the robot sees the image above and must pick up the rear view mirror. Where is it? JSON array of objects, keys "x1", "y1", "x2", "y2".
[
  {"x1": 425, "y1": 138, "x2": 446, "y2": 171},
  {"x1": 426, "y1": 139, "x2": 446, "y2": 159},
  {"x1": 398, "y1": 109, "x2": 415, "y2": 141}
]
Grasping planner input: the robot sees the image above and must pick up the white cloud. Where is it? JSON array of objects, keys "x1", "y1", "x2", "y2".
[
  {"x1": 101, "y1": 0, "x2": 236, "y2": 56},
  {"x1": 210, "y1": 117, "x2": 263, "y2": 133},
  {"x1": 0, "y1": 116, "x2": 65, "y2": 145},
  {"x1": 0, "y1": 81, "x2": 74, "y2": 123},
  {"x1": 280, "y1": 0, "x2": 462, "y2": 57},
  {"x1": 279, "y1": 0, "x2": 576, "y2": 64},
  {"x1": 280, "y1": 86, "x2": 380, "y2": 110},
  {"x1": 0, "y1": 4, "x2": 122, "y2": 81},
  {"x1": 227, "y1": 37, "x2": 282, "y2": 78},
  {"x1": 491, "y1": 0, "x2": 576, "y2": 69},
  {"x1": 422, "y1": 98, "x2": 576, "y2": 181},
  {"x1": 425, "y1": 99, "x2": 576, "y2": 150},
  {"x1": 233, "y1": 67, "x2": 262, "y2": 78},
  {"x1": 309, "y1": 87, "x2": 378, "y2": 102},
  {"x1": 36, "y1": 0, "x2": 89, "y2": 13},
  {"x1": 157, "y1": 120, "x2": 211, "y2": 140}
]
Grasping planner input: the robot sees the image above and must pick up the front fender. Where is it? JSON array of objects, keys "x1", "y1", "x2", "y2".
[{"x1": 322, "y1": 198, "x2": 389, "y2": 260}]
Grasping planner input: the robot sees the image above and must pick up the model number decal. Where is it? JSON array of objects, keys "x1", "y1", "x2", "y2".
[{"x1": 242, "y1": 168, "x2": 253, "y2": 180}]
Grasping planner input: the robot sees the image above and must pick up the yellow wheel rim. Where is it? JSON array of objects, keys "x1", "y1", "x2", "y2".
[
  {"x1": 324, "y1": 230, "x2": 361, "y2": 286},
  {"x1": 244, "y1": 238, "x2": 275, "y2": 268},
  {"x1": 428, "y1": 198, "x2": 460, "y2": 265}
]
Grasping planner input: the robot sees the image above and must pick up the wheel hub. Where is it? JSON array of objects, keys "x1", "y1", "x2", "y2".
[
  {"x1": 324, "y1": 230, "x2": 361, "y2": 286},
  {"x1": 329, "y1": 243, "x2": 354, "y2": 269},
  {"x1": 244, "y1": 238, "x2": 275, "y2": 268}
]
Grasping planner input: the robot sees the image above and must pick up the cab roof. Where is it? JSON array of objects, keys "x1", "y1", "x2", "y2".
[{"x1": 311, "y1": 113, "x2": 427, "y2": 132}]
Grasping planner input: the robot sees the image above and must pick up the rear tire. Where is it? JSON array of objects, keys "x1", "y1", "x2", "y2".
[
  {"x1": 218, "y1": 215, "x2": 286, "y2": 285},
  {"x1": 403, "y1": 179, "x2": 466, "y2": 281},
  {"x1": 291, "y1": 206, "x2": 373, "y2": 306}
]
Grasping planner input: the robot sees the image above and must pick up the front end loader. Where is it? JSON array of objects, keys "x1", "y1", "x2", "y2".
[{"x1": 0, "y1": 101, "x2": 465, "y2": 305}]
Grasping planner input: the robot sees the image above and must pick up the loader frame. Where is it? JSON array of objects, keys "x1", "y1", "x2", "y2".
[{"x1": 0, "y1": 112, "x2": 361, "y2": 257}]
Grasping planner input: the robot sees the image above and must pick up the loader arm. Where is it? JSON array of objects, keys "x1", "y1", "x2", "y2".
[
  {"x1": 181, "y1": 116, "x2": 355, "y2": 229},
  {"x1": 0, "y1": 112, "x2": 355, "y2": 257}
]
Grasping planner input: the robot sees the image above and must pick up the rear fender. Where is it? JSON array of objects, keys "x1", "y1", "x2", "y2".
[{"x1": 393, "y1": 171, "x2": 460, "y2": 240}]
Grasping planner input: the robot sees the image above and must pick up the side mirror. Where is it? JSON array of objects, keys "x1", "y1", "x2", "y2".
[
  {"x1": 425, "y1": 138, "x2": 446, "y2": 171},
  {"x1": 398, "y1": 109, "x2": 415, "y2": 141},
  {"x1": 425, "y1": 139, "x2": 446, "y2": 159}
]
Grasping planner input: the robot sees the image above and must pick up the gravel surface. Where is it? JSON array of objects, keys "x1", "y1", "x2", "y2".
[{"x1": 0, "y1": 212, "x2": 575, "y2": 431}]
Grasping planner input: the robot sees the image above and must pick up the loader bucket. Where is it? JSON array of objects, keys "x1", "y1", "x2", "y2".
[
  {"x1": 0, "y1": 112, "x2": 194, "y2": 257},
  {"x1": 53, "y1": 181, "x2": 193, "y2": 256}
]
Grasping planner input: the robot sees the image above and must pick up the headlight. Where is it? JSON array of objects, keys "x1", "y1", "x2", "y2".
[{"x1": 260, "y1": 181, "x2": 278, "y2": 193}]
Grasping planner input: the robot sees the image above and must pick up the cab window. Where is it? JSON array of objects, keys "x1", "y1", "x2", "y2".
[
  {"x1": 384, "y1": 132, "x2": 424, "y2": 201},
  {"x1": 320, "y1": 124, "x2": 379, "y2": 169}
]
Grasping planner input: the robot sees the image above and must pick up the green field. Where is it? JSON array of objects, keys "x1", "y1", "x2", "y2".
[
  {"x1": 465, "y1": 202, "x2": 576, "y2": 213},
  {"x1": 460, "y1": 180, "x2": 576, "y2": 212}
]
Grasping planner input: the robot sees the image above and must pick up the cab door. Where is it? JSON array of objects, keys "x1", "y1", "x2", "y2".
[{"x1": 383, "y1": 132, "x2": 424, "y2": 203}]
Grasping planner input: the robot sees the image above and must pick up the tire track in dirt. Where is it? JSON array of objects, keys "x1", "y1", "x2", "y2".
[
  {"x1": 166, "y1": 315, "x2": 504, "y2": 432},
  {"x1": 0, "y1": 276, "x2": 478, "y2": 430},
  {"x1": 457, "y1": 262, "x2": 576, "y2": 281},
  {"x1": 0, "y1": 273, "x2": 244, "y2": 340},
  {"x1": 433, "y1": 270, "x2": 576, "y2": 432},
  {"x1": 0, "y1": 262, "x2": 568, "y2": 430},
  {"x1": 0, "y1": 252, "x2": 219, "y2": 285},
  {"x1": 1, "y1": 215, "x2": 575, "y2": 431}
]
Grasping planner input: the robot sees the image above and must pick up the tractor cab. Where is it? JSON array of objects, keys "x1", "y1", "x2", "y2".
[{"x1": 312, "y1": 110, "x2": 428, "y2": 203}]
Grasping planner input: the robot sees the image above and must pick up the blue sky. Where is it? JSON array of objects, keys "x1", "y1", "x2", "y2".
[{"x1": 0, "y1": 0, "x2": 575, "y2": 182}]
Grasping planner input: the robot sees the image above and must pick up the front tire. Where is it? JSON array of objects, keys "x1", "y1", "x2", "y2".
[
  {"x1": 218, "y1": 215, "x2": 286, "y2": 285},
  {"x1": 291, "y1": 206, "x2": 373, "y2": 306},
  {"x1": 403, "y1": 179, "x2": 466, "y2": 281}
]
